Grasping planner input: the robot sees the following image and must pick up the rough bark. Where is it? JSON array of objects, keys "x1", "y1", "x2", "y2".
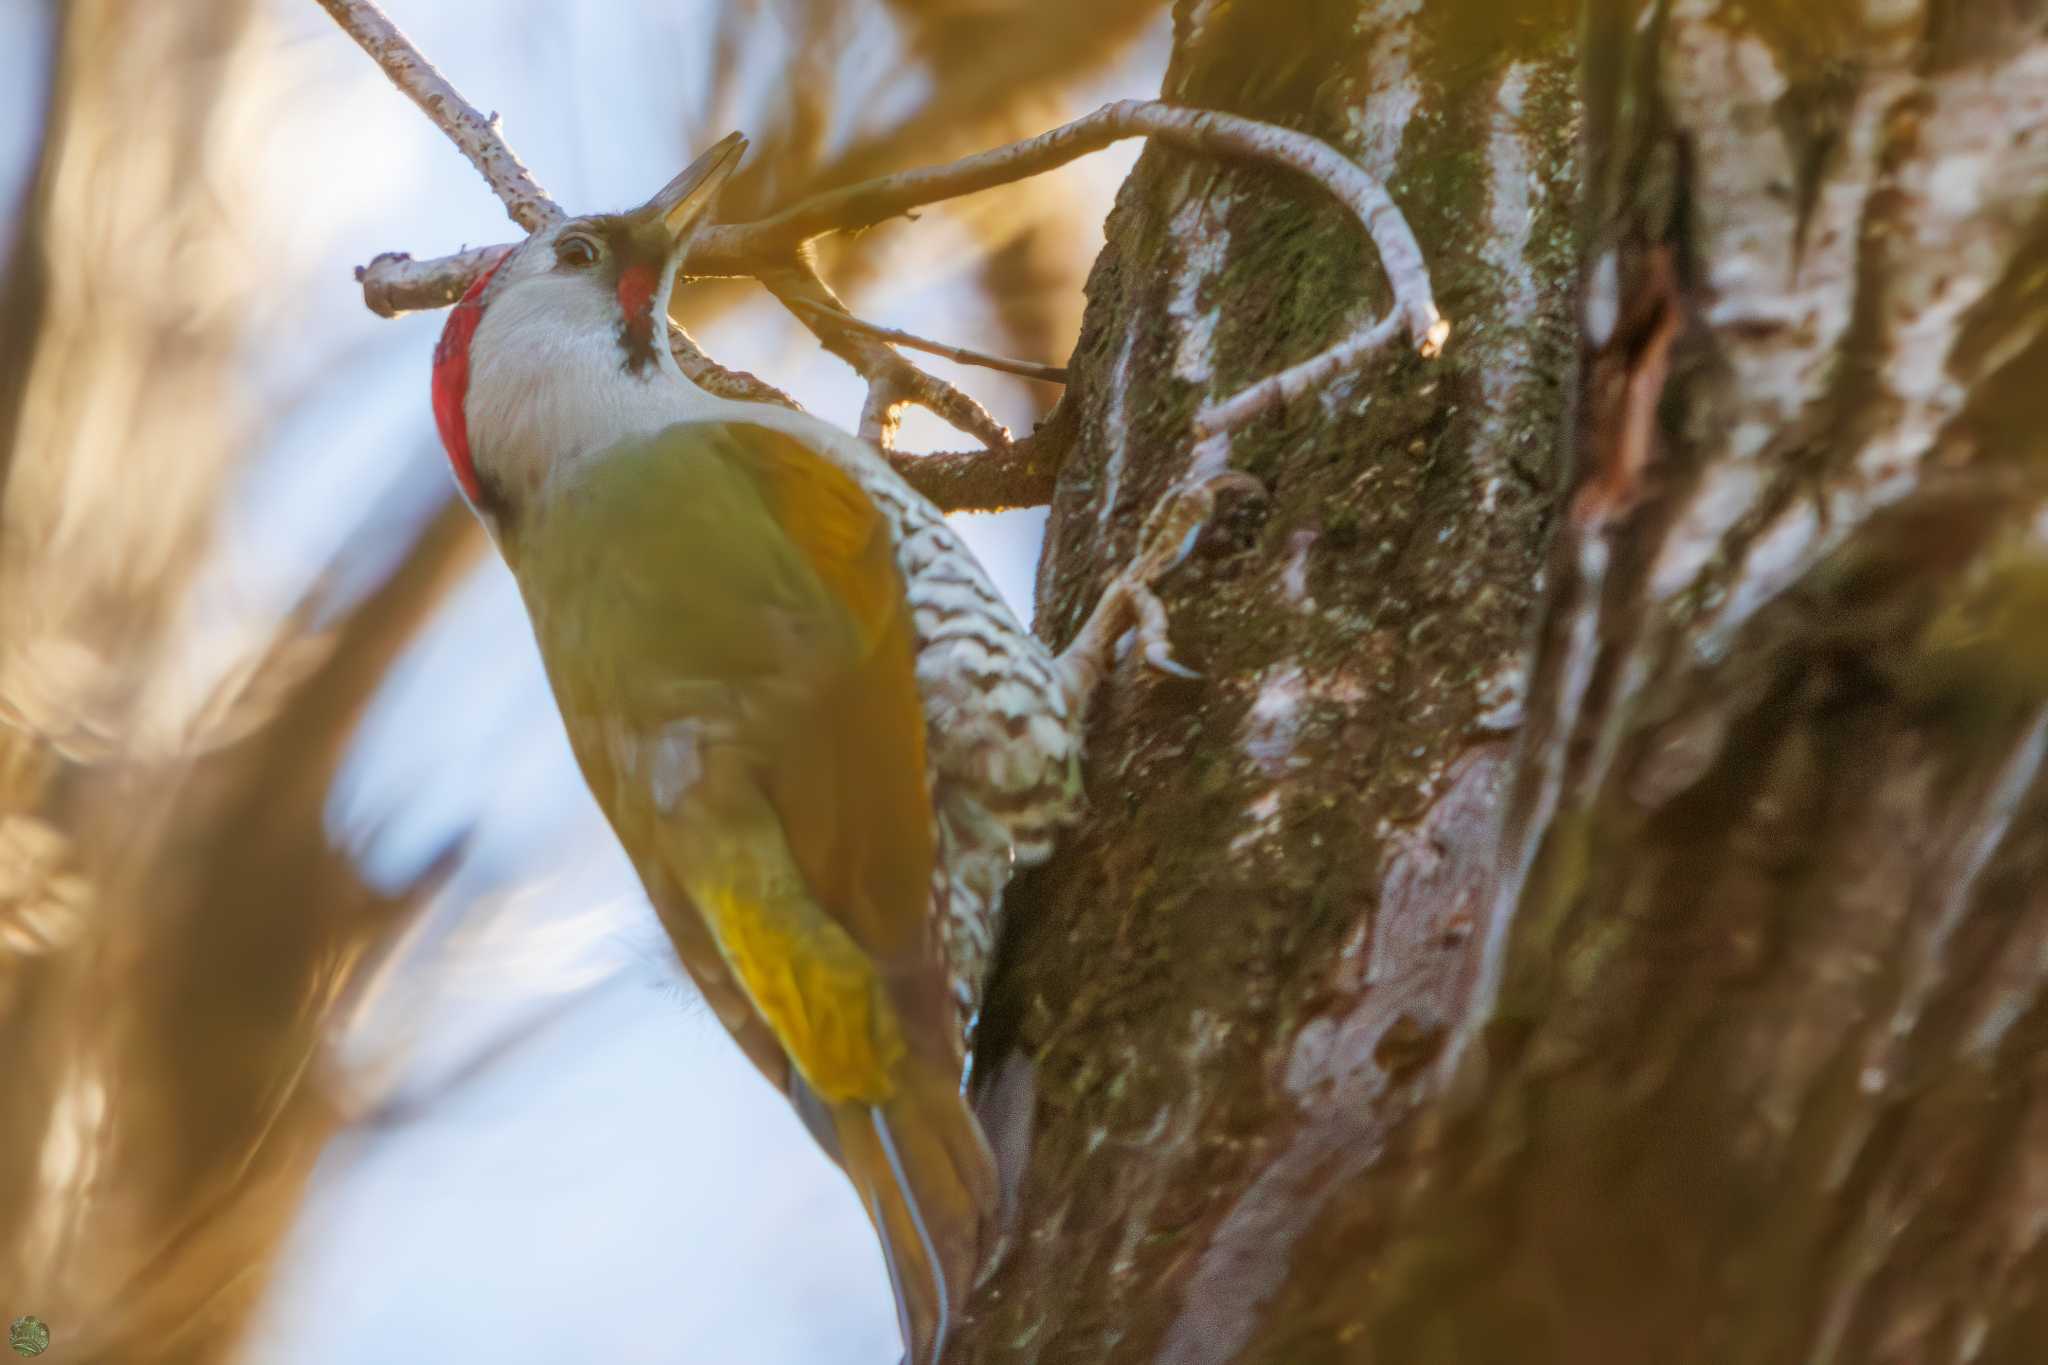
[{"x1": 964, "y1": 2, "x2": 2048, "y2": 1362}]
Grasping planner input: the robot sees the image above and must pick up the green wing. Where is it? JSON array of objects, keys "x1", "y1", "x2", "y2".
[
  {"x1": 511, "y1": 419, "x2": 946, "y2": 1100},
  {"x1": 513, "y1": 418, "x2": 995, "y2": 1361}
]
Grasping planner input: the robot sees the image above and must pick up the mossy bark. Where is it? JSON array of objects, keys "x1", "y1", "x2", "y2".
[{"x1": 959, "y1": 1, "x2": 2048, "y2": 1361}]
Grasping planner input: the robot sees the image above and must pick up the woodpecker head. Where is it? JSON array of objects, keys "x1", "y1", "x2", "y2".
[{"x1": 431, "y1": 132, "x2": 748, "y2": 530}]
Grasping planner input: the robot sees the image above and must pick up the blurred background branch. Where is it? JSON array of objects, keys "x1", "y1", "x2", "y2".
[
  {"x1": 0, "y1": 3, "x2": 470, "y2": 1357},
  {"x1": 0, "y1": 0, "x2": 1170, "y2": 1360}
]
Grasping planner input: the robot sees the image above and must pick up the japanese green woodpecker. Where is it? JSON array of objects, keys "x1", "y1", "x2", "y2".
[{"x1": 429, "y1": 132, "x2": 1235, "y2": 1363}]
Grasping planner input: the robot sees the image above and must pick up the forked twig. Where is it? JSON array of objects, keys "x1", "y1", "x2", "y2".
[
  {"x1": 323, "y1": 0, "x2": 1447, "y2": 510},
  {"x1": 760, "y1": 263, "x2": 1012, "y2": 448},
  {"x1": 693, "y1": 100, "x2": 1445, "y2": 356}
]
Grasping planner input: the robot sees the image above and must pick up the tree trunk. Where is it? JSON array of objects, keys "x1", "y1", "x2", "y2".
[{"x1": 965, "y1": 2, "x2": 2048, "y2": 1361}]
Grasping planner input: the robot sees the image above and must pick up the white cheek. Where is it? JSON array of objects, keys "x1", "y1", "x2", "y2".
[{"x1": 464, "y1": 274, "x2": 688, "y2": 493}]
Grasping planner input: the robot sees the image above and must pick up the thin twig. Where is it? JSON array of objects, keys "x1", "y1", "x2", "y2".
[
  {"x1": 860, "y1": 374, "x2": 910, "y2": 448},
  {"x1": 315, "y1": 0, "x2": 559, "y2": 233},
  {"x1": 318, "y1": 0, "x2": 827, "y2": 437},
  {"x1": 315, "y1": 0, "x2": 1019, "y2": 477},
  {"x1": 787, "y1": 298, "x2": 1069, "y2": 383},
  {"x1": 668, "y1": 324, "x2": 803, "y2": 408},
  {"x1": 762, "y1": 264, "x2": 1012, "y2": 449},
  {"x1": 367, "y1": 98, "x2": 1447, "y2": 361},
  {"x1": 327, "y1": 0, "x2": 1449, "y2": 502},
  {"x1": 697, "y1": 100, "x2": 1442, "y2": 354},
  {"x1": 1191, "y1": 310, "x2": 1407, "y2": 438}
]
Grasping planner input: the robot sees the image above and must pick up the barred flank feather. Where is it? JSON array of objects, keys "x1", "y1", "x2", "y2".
[{"x1": 847, "y1": 458, "x2": 1086, "y2": 1027}]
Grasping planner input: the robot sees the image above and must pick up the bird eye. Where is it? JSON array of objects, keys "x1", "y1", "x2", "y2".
[{"x1": 554, "y1": 233, "x2": 601, "y2": 269}]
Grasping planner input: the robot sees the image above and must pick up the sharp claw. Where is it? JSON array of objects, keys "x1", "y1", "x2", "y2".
[
  {"x1": 1144, "y1": 645, "x2": 1202, "y2": 680},
  {"x1": 1057, "y1": 474, "x2": 1253, "y2": 709},
  {"x1": 1138, "y1": 471, "x2": 1266, "y2": 578}
]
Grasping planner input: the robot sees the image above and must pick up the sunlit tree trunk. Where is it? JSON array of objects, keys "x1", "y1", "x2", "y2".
[{"x1": 969, "y1": 2, "x2": 2048, "y2": 1361}]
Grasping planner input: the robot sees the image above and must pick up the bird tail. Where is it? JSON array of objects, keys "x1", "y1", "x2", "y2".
[{"x1": 832, "y1": 1061, "x2": 998, "y2": 1365}]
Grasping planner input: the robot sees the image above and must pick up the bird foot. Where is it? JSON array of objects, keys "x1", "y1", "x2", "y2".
[{"x1": 1055, "y1": 470, "x2": 1261, "y2": 712}]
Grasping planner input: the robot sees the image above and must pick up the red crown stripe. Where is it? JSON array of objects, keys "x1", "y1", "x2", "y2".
[{"x1": 430, "y1": 254, "x2": 508, "y2": 506}]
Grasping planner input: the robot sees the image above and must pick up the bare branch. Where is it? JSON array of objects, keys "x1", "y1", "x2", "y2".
[
  {"x1": 316, "y1": 1, "x2": 797, "y2": 411},
  {"x1": 352, "y1": 254, "x2": 516, "y2": 314},
  {"x1": 761, "y1": 265, "x2": 1012, "y2": 450},
  {"x1": 872, "y1": 353, "x2": 1011, "y2": 447},
  {"x1": 1191, "y1": 310, "x2": 1407, "y2": 438},
  {"x1": 354, "y1": 245, "x2": 508, "y2": 319},
  {"x1": 330, "y1": 8, "x2": 1450, "y2": 502},
  {"x1": 364, "y1": 100, "x2": 1444, "y2": 355},
  {"x1": 786, "y1": 298, "x2": 1070, "y2": 384},
  {"x1": 885, "y1": 434, "x2": 1059, "y2": 514},
  {"x1": 736, "y1": 100, "x2": 1450, "y2": 445},
  {"x1": 314, "y1": 0, "x2": 560, "y2": 233},
  {"x1": 690, "y1": 99, "x2": 1442, "y2": 356}
]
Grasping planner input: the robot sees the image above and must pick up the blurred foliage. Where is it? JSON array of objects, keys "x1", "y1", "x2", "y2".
[
  {"x1": 702, "y1": 0, "x2": 1165, "y2": 386},
  {"x1": 0, "y1": 0, "x2": 1162, "y2": 1360}
]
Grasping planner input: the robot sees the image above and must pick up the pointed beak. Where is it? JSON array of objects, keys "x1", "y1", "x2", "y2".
[{"x1": 634, "y1": 131, "x2": 748, "y2": 251}]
